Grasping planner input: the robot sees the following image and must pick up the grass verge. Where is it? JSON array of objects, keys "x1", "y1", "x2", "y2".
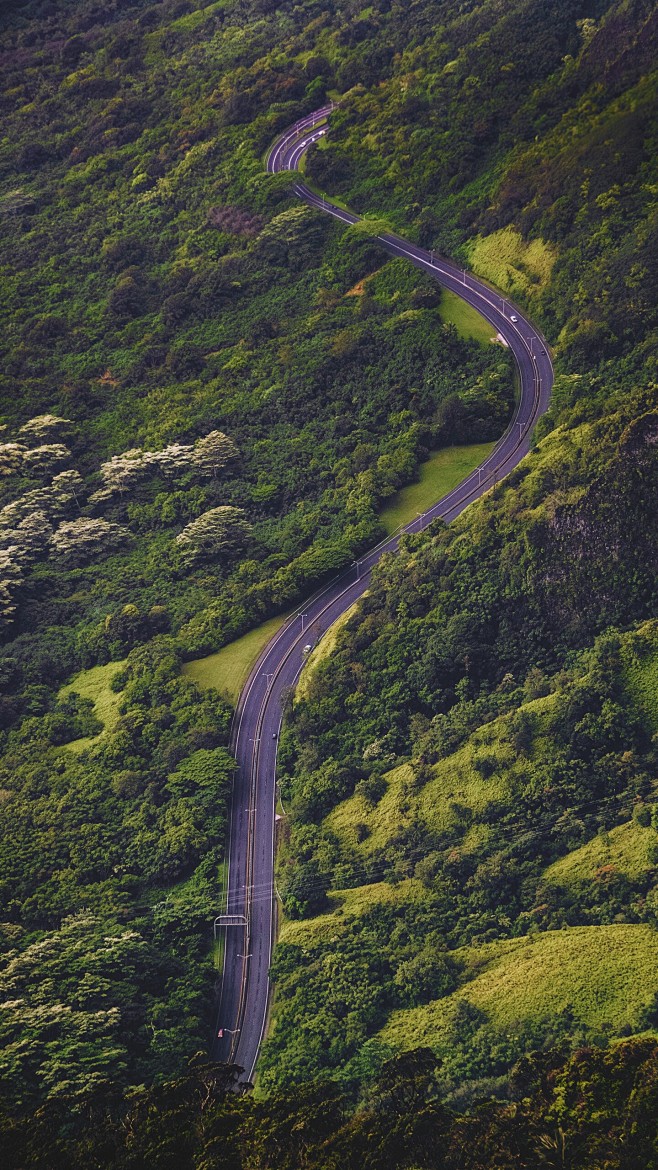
[
  {"x1": 296, "y1": 601, "x2": 359, "y2": 702},
  {"x1": 379, "y1": 443, "x2": 495, "y2": 535},
  {"x1": 182, "y1": 613, "x2": 289, "y2": 704},
  {"x1": 439, "y1": 288, "x2": 499, "y2": 344}
]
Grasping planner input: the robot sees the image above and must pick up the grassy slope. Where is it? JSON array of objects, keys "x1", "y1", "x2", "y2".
[
  {"x1": 182, "y1": 613, "x2": 289, "y2": 704},
  {"x1": 379, "y1": 925, "x2": 658, "y2": 1048},
  {"x1": 277, "y1": 678, "x2": 658, "y2": 1065},
  {"x1": 296, "y1": 602, "x2": 359, "y2": 703},
  {"x1": 279, "y1": 878, "x2": 428, "y2": 946},
  {"x1": 465, "y1": 226, "x2": 557, "y2": 300},
  {"x1": 325, "y1": 696, "x2": 554, "y2": 853},
  {"x1": 59, "y1": 660, "x2": 127, "y2": 753},
  {"x1": 544, "y1": 820, "x2": 657, "y2": 886},
  {"x1": 625, "y1": 650, "x2": 658, "y2": 734},
  {"x1": 379, "y1": 443, "x2": 495, "y2": 534}
]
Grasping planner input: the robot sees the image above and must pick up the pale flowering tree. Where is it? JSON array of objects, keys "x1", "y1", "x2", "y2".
[
  {"x1": 92, "y1": 430, "x2": 239, "y2": 501},
  {"x1": 0, "y1": 545, "x2": 24, "y2": 627},
  {"x1": 22, "y1": 444, "x2": 71, "y2": 478},
  {"x1": 17, "y1": 414, "x2": 73, "y2": 444},
  {"x1": 190, "y1": 430, "x2": 238, "y2": 477},
  {"x1": 174, "y1": 506, "x2": 250, "y2": 565},
  {"x1": 50, "y1": 518, "x2": 131, "y2": 566},
  {"x1": 0, "y1": 443, "x2": 27, "y2": 477},
  {"x1": 0, "y1": 470, "x2": 84, "y2": 529},
  {"x1": 0, "y1": 511, "x2": 53, "y2": 558},
  {"x1": 93, "y1": 448, "x2": 149, "y2": 499},
  {"x1": 155, "y1": 443, "x2": 197, "y2": 479},
  {"x1": 0, "y1": 512, "x2": 54, "y2": 629}
]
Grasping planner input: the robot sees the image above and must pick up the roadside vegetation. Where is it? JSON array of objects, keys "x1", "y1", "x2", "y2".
[
  {"x1": 378, "y1": 442, "x2": 495, "y2": 534},
  {"x1": 182, "y1": 612, "x2": 289, "y2": 704}
]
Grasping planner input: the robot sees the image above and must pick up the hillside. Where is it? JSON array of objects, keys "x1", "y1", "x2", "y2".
[
  {"x1": 0, "y1": 0, "x2": 658, "y2": 1163},
  {"x1": 264, "y1": 0, "x2": 658, "y2": 1105},
  {"x1": 0, "y1": 0, "x2": 512, "y2": 1109}
]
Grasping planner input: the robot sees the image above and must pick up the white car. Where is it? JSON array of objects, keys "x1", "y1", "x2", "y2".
[
  {"x1": 510, "y1": 314, "x2": 518, "y2": 322},
  {"x1": 303, "y1": 644, "x2": 312, "y2": 654}
]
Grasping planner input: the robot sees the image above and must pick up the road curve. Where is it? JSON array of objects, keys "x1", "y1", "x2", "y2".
[{"x1": 212, "y1": 105, "x2": 554, "y2": 1080}]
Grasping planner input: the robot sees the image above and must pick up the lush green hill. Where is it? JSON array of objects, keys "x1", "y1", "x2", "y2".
[
  {"x1": 1, "y1": 0, "x2": 658, "y2": 1144},
  {"x1": 379, "y1": 924, "x2": 658, "y2": 1057},
  {"x1": 0, "y1": 0, "x2": 513, "y2": 1110}
]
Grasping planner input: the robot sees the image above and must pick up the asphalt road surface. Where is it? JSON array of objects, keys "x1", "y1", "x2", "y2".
[{"x1": 211, "y1": 105, "x2": 554, "y2": 1081}]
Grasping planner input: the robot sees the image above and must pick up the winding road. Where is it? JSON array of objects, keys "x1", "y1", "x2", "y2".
[{"x1": 211, "y1": 105, "x2": 554, "y2": 1080}]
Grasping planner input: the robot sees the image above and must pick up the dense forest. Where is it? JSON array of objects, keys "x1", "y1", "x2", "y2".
[
  {"x1": 4, "y1": 1040, "x2": 658, "y2": 1168},
  {"x1": 1, "y1": 0, "x2": 658, "y2": 1164},
  {"x1": 0, "y1": 0, "x2": 512, "y2": 1110}
]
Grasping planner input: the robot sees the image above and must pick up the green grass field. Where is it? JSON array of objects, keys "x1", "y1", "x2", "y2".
[
  {"x1": 182, "y1": 613, "x2": 289, "y2": 704},
  {"x1": 279, "y1": 878, "x2": 428, "y2": 946},
  {"x1": 379, "y1": 443, "x2": 495, "y2": 535},
  {"x1": 544, "y1": 819, "x2": 657, "y2": 886},
  {"x1": 439, "y1": 288, "x2": 499, "y2": 344},
  {"x1": 379, "y1": 924, "x2": 658, "y2": 1050},
  {"x1": 59, "y1": 660, "x2": 127, "y2": 753},
  {"x1": 324, "y1": 705, "x2": 539, "y2": 855}
]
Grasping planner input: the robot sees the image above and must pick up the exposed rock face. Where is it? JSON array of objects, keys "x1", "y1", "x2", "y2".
[{"x1": 535, "y1": 410, "x2": 658, "y2": 638}]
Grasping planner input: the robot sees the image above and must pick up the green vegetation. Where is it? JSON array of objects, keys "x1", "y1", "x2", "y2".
[
  {"x1": 59, "y1": 658, "x2": 127, "y2": 751},
  {"x1": 465, "y1": 227, "x2": 557, "y2": 300},
  {"x1": 183, "y1": 612, "x2": 288, "y2": 704},
  {"x1": 279, "y1": 878, "x2": 427, "y2": 946},
  {"x1": 380, "y1": 925, "x2": 658, "y2": 1051},
  {"x1": 544, "y1": 819, "x2": 657, "y2": 886},
  {"x1": 379, "y1": 443, "x2": 495, "y2": 534},
  {"x1": 625, "y1": 623, "x2": 658, "y2": 732},
  {"x1": 438, "y1": 289, "x2": 499, "y2": 344},
  {"x1": 0, "y1": 641, "x2": 235, "y2": 1105},
  {"x1": 0, "y1": 0, "x2": 518, "y2": 1111},
  {"x1": 271, "y1": 521, "x2": 658, "y2": 1090},
  {"x1": 267, "y1": 8, "x2": 658, "y2": 1099},
  {"x1": 1, "y1": 0, "x2": 658, "y2": 1156},
  {"x1": 296, "y1": 602, "x2": 359, "y2": 703},
  {"x1": 4, "y1": 1040, "x2": 658, "y2": 1169}
]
